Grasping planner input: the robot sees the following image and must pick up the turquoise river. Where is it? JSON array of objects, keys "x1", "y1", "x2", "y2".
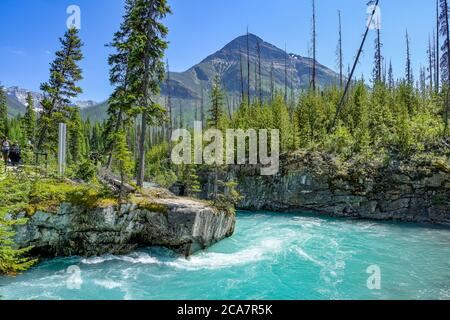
[{"x1": 1, "y1": 211, "x2": 450, "y2": 300}]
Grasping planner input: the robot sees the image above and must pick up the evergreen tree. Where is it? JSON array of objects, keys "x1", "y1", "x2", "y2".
[
  {"x1": 23, "y1": 93, "x2": 36, "y2": 145},
  {"x1": 388, "y1": 60, "x2": 395, "y2": 89},
  {"x1": 0, "y1": 208, "x2": 37, "y2": 275},
  {"x1": 214, "y1": 180, "x2": 243, "y2": 215},
  {"x1": 405, "y1": 30, "x2": 414, "y2": 86},
  {"x1": 127, "y1": 0, "x2": 171, "y2": 188},
  {"x1": 182, "y1": 165, "x2": 201, "y2": 197},
  {"x1": 68, "y1": 107, "x2": 84, "y2": 163},
  {"x1": 208, "y1": 75, "x2": 225, "y2": 128},
  {"x1": 104, "y1": 0, "x2": 139, "y2": 167},
  {"x1": 0, "y1": 86, "x2": 8, "y2": 139},
  {"x1": 113, "y1": 129, "x2": 134, "y2": 201},
  {"x1": 37, "y1": 27, "x2": 84, "y2": 152},
  {"x1": 373, "y1": 17, "x2": 383, "y2": 83},
  {"x1": 428, "y1": 36, "x2": 435, "y2": 92}
]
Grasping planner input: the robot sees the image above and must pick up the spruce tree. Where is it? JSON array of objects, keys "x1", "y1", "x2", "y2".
[
  {"x1": 208, "y1": 75, "x2": 225, "y2": 128},
  {"x1": 37, "y1": 27, "x2": 84, "y2": 152},
  {"x1": 388, "y1": 60, "x2": 395, "y2": 89},
  {"x1": 113, "y1": 129, "x2": 134, "y2": 201},
  {"x1": 373, "y1": 16, "x2": 383, "y2": 83},
  {"x1": 23, "y1": 92, "x2": 36, "y2": 145},
  {"x1": 182, "y1": 165, "x2": 201, "y2": 197},
  {"x1": 428, "y1": 36, "x2": 435, "y2": 92},
  {"x1": 405, "y1": 30, "x2": 414, "y2": 86},
  {"x1": 0, "y1": 208, "x2": 37, "y2": 275},
  {"x1": 104, "y1": 0, "x2": 137, "y2": 167},
  {"x1": 68, "y1": 107, "x2": 84, "y2": 163},
  {"x1": 127, "y1": 0, "x2": 171, "y2": 188},
  {"x1": 0, "y1": 87, "x2": 8, "y2": 139}
]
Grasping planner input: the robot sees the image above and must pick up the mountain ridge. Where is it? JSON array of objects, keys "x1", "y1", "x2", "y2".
[{"x1": 5, "y1": 34, "x2": 340, "y2": 122}]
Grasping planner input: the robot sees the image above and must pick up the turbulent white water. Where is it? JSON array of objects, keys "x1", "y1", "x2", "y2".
[{"x1": 1, "y1": 212, "x2": 450, "y2": 300}]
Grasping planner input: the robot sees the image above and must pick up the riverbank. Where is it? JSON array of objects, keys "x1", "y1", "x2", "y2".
[
  {"x1": 1, "y1": 176, "x2": 235, "y2": 259},
  {"x1": 200, "y1": 151, "x2": 450, "y2": 225},
  {"x1": 2, "y1": 211, "x2": 450, "y2": 300}
]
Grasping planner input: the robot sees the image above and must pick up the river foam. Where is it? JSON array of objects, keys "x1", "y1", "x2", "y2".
[{"x1": 2, "y1": 211, "x2": 450, "y2": 300}]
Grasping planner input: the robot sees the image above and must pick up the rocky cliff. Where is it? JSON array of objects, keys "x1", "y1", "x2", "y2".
[
  {"x1": 201, "y1": 151, "x2": 450, "y2": 225},
  {"x1": 13, "y1": 193, "x2": 235, "y2": 258}
]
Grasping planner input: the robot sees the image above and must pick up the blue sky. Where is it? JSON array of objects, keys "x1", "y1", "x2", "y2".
[{"x1": 0, "y1": 0, "x2": 437, "y2": 101}]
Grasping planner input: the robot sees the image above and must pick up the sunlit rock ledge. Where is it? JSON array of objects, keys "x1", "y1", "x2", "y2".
[{"x1": 13, "y1": 191, "x2": 236, "y2": 258}]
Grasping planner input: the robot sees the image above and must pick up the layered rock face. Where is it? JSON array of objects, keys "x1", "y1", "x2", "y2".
[
  {"x1": 201, "y1": 152, "x2": 450, "y2": 225},
  {"x1": 14, "y1": 197, "x2": 235, "y2": 258}
]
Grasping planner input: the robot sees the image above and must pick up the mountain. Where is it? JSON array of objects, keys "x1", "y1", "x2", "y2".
[
  {"x1": 6, "y1": 34, "x2": 340, "y2": 122},
  {"x1": 6, "y1": 94, "x2": 26, "y2": 117},
  {"x1": 162, "y1": 33, "x2": 339, "y2": 101},
  {"x1": 4, "y1": 86, "x2": 99, "y2": 117},
  {"x1": 6, "y1": 86, "x2": 44, "y2": 112},
  {"x1": 81, "y1": 101, "x2": 108, "y2": 122},
  {"x1": 82, "y1": 34, "x2": 340, "y2": 122}
]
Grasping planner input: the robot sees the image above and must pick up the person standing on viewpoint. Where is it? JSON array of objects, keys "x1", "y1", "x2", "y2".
[{"x1": 2, "y1": 137, "x2": 10, "y2": 167}]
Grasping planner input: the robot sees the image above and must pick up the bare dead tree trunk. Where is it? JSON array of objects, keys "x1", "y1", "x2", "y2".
[
  {"x1": 437, "y1": 0, "x2": 441, "y2": 92},
  {"x1": 443, "y1": 0, "x2": 450, "y2": 134},
  {"x1": 247, "y1": 28, "x2": 251, "y2": 107},
  {"x1": 429, "y1": 36, "x2": 434, "y2": 92},
  {"x1": 284, "y1": 44, "x2": 288, "y2": 103},
  {"x1": 311, "y1": 0, "x2": 317, "y2": 91},
  {"x1": 201, "y1": 85, "x2": 205, "y2": 129},
  {"x1": 328, "y1": 0, "x2": 380, "y2": 133},
  {"x1": 270, "y1": 61, "x2": 274, "y2": 102},
  {"x1": 178, "y1": 102, "x2": 183, "y2": 128},
  {"x1": 166, "y1": 60, "x2": 173, "y2": 159},
  {"x1": 338, "y1": 10, "x2": 343, "y2": 89},
  {"x1": 254, "y1": 51, "x2": 258, "y2": 104},
  {"x1": 257, "y1": 40, "x2": 263, "y2": 104},
  {"x1": 137, "y1": 111, "x2": 147, "y2": 188},
  {"x1": 239, "y1": 47, "x2": 245, "y2": 103}
]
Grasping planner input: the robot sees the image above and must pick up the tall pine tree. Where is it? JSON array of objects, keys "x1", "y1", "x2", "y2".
[
  {"x1": 0, "y1": 86, "x2": 8, "y2": 139},
  {"x1": 405, "y1": 30, "x2": 414, "y2": 86},
  {"x1": 208, "y1": 75, "x2": 225, "y2": 128},
  {"x1": 37, "y1": 27, "x2": 84, "y2": 152},
  {"x1": 104, "y1": 0, "x2": 138, "y2": 168},
  {"x1": 128, "y1": 0, "x2": 171, "y2": 187},
  {"x1": 68, "y1": 107, "x2": 84, "y2": 163},
  {"x1": 23, "y1": 92, "x2": 36, "y2": 145},
  {"x1": 439, "y1": 0, "x2": 450, "y2": 134}
]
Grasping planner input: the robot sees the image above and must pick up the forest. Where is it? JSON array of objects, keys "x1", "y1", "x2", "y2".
[{"x1": 1, "y1": 0, "x2": 450, "y2": 275}]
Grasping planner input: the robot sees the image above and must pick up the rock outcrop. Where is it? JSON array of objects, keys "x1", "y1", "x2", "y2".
[
  {"x1": 13, "y1": 194, "x2": 235, "y2": 258},
  {"x1": 200, "y1": 151, "x2": 450, "y2": 225}
]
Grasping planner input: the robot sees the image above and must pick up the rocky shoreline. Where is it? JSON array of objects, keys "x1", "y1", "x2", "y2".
[
  {"x1": 200, "y1": 151, "x2": 450, "y2": 225},
  {"x1": 13, "y1": 193, "x2": 235, "y2": 258},
  {"x1": 10, "y1": 151, "x2": 450, "y2": 261}
]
